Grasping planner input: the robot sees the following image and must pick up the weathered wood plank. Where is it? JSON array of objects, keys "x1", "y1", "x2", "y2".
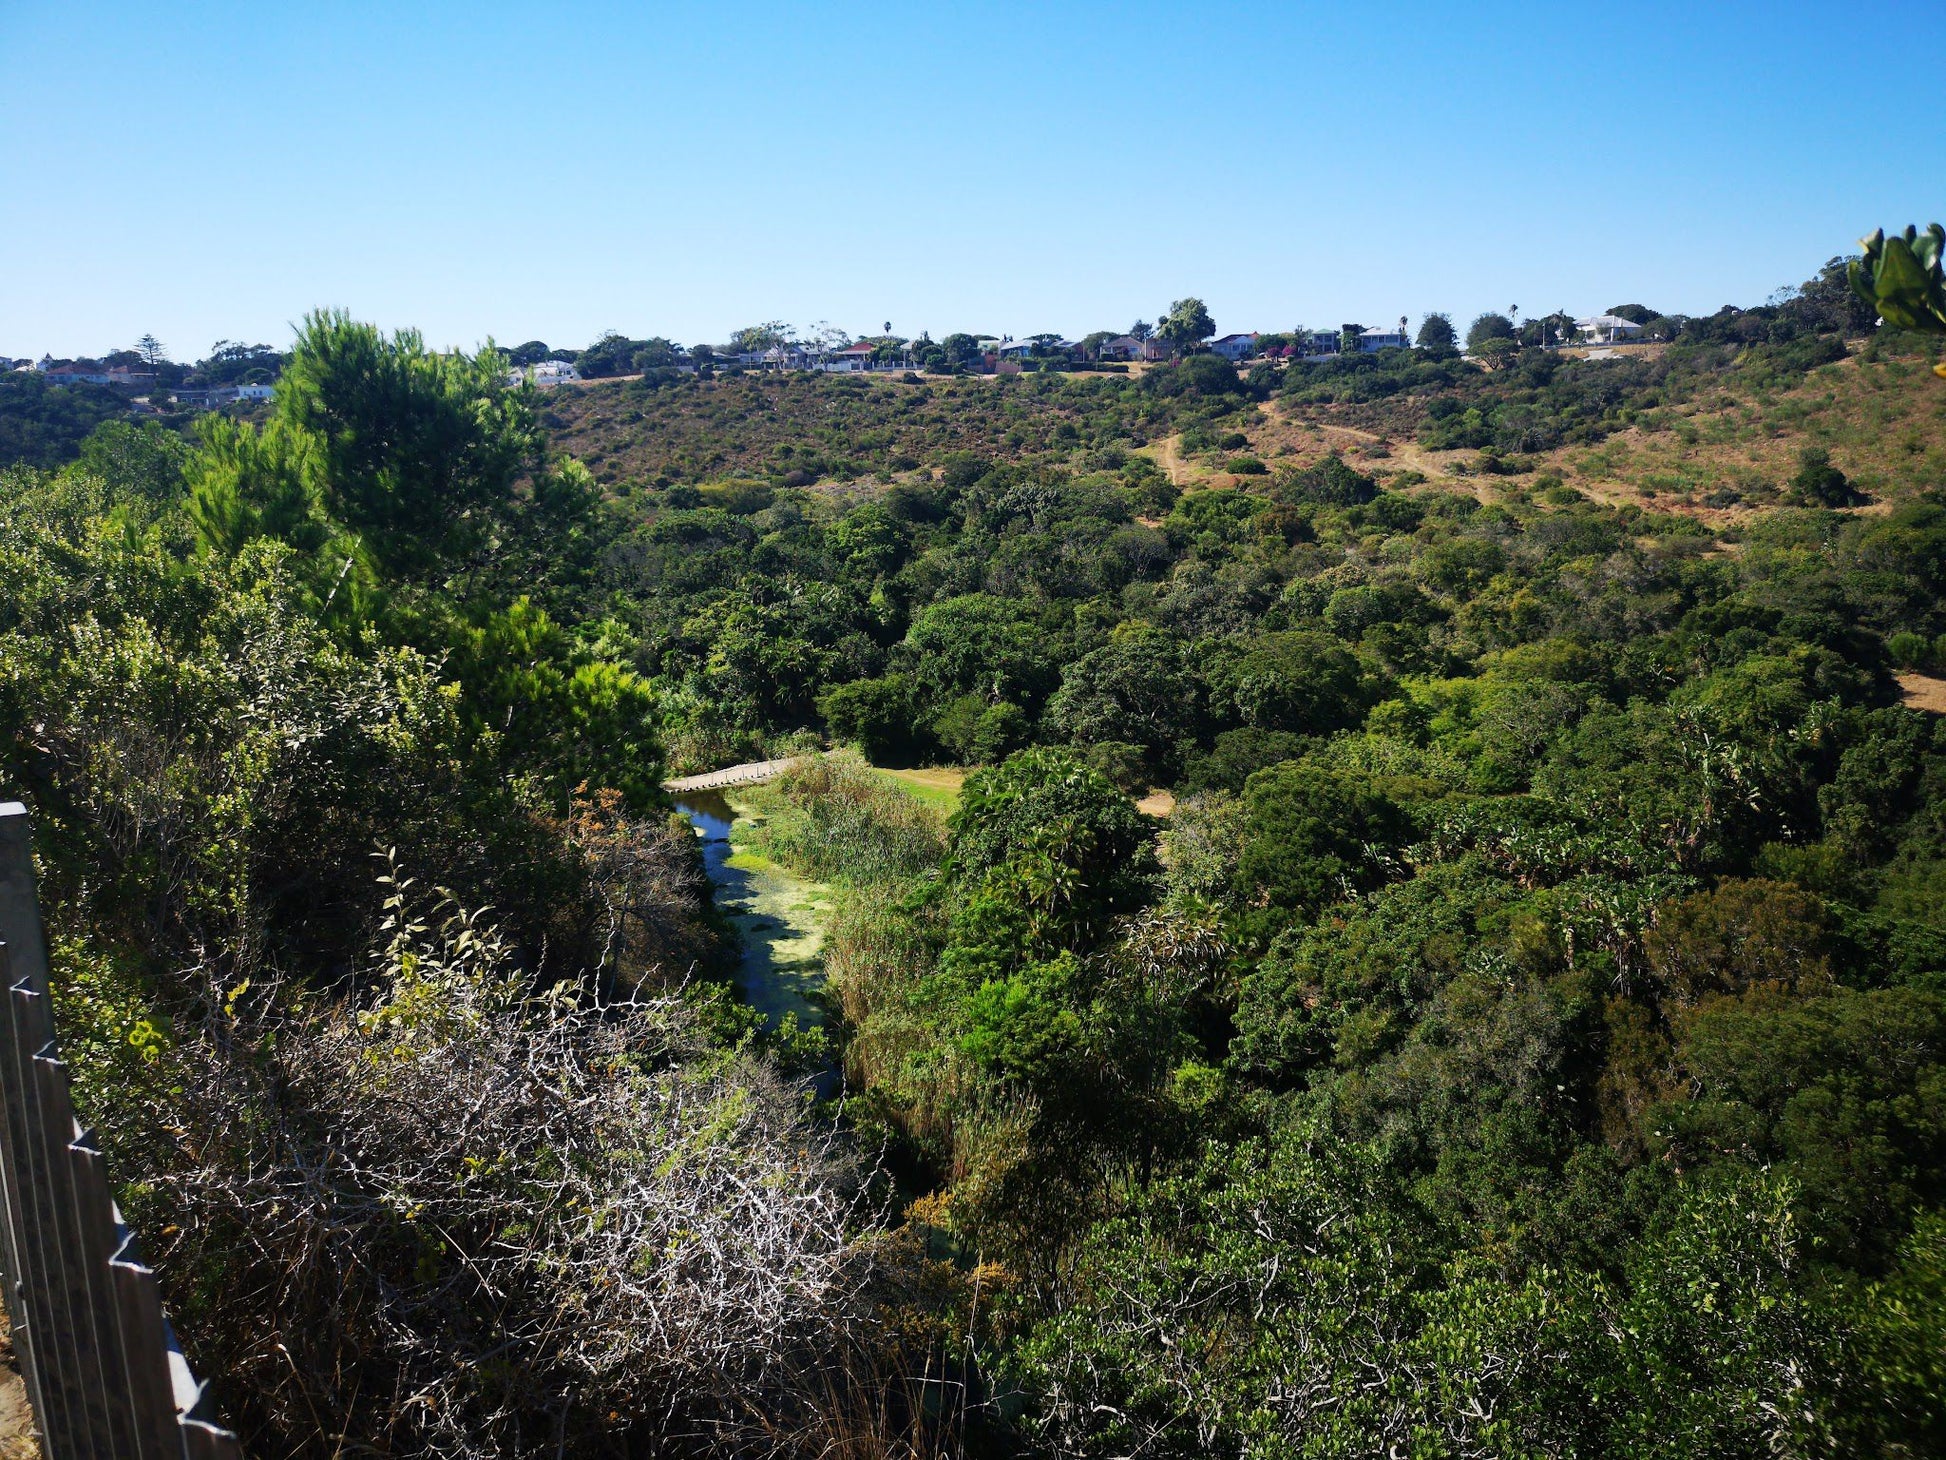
[
  {"x1": 110, "y1": 1229, "x2": 191, "y2": 1460},
  {"x1": 0, "y1": 805, "x2": 58, "y2": 1452},
  {"x1": 31, "y1": 1048, "x2": 121, "y2": 1450},
  {"x1": 67, "y1": 1133, "x2": 144, "y2": 1458},
  {"x1": 6, "y1": 982, "x2": 81, "y2": 1457},
  {"x1": 0, "y1": 801, "x2": 241, "y2": 1458},
  {"x1": 0, "y1": 961, "x2": 51, "y2": 1456}
]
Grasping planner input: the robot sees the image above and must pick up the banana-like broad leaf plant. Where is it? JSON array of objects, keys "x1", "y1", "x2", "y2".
[{"x1": 1850, "y1": 224, "x2": 1946, "y2": 376}]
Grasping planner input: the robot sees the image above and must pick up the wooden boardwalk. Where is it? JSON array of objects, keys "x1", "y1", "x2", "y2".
[{"x1": 662, "y1": 756, "x2": 805, "y2": 794}]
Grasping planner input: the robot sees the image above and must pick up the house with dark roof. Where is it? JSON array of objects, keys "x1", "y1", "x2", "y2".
[{"x1": 820, "y1": 342, "x2": 878, "y2": 372}]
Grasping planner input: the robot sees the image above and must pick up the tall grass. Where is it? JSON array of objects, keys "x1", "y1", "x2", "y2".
[
  {"x1": 745, "y1": 752, "x2": 947, "y2": 885},
  {"x1": 739, "y1": 755, "x2": 966, "y2": 1120},
  {"x1": 826, "y1": 884, "x2": 975, "y2": 1133}
]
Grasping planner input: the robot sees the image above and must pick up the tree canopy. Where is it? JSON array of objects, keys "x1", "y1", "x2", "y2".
[{"x1": 1158, "y1": 296, "x2": 1216, "y2": 352}]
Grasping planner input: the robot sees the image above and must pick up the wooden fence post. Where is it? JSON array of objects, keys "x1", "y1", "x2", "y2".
[{"x1": 0, "y1": 802, "x2": 242, "y2": 1458}]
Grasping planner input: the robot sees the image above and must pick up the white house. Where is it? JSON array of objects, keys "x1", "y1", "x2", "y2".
[
  {"x1": 1357, "y1": 318, "x2": 1412, "y2": 352},
  {"x1": 1097, "y1": 335, "x2": 1146, "y2": 361},
  {"x1": 1210, "y1": 333, "x2": 1259, "y2": 362},
  {"x1": 756, "y1": 345, "x2": 815, "y2": 370},
  {"x1": 171, "y1": 383, "x2": 276, "y2": 409},
  {"x1": 1575, "y1": 314, "x2": 1644, "y2": 343},
  {"x1": 508, "y1": 360, "x2": 581, "y2": 387},
  {"x1": 818, "y1": 342, "x2": 878, "y2": 372}
]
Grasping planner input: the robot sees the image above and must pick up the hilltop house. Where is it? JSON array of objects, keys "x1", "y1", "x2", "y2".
[
  {"x1": 1291, "y1": 321, "x2": 1413, "y2": 357},
  {"x1": 172, "y1": 383, "x2": 276, "y2": 409},
  {"x1": 42, "y1": 362, "x2": 111, "y2": 386},
  {"x1": 973, "y1": 338, "x2": 1012, "y2": 373},
  {"x1": 1092, "y1": 336, "x2": 1172, "y2": 362},
  {"x1": 1210, "y1": 333, "x2": 1259, "y2": 362},
  {"x1": 819, "y1": 343, "x2": 877, "y2": 372},
  {"x1": 506, "y1": 360, "x2": 581, "y2": 387},
  {"x1": 729, "y1": 345, "x2": 814, "y2": 370},
  {"x1": 991, "y1": 340, "x2": 1032, "y2": 374},
  {"x1": 37, "y1": 360, "x2": 160, "y2": 388},
  {"x1": 1576, "y1": 314, "x2": 1644, "y2": 343},
  {"x1": 1357, "y1": 319, "x2": 1412, "y2": 352}
]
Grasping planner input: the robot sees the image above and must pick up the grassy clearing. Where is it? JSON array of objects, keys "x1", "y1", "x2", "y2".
[
  {"x1": 870, "y1": 761, "x2": 1163, "y2": 819},
  {"x1": 868, "y1": 765, "x2": 965, "y2": 815}
]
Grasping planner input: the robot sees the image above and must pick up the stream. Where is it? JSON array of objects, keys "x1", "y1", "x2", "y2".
[{"x1": 670, "y1": 789, "x2": 838, "y2": 1094}]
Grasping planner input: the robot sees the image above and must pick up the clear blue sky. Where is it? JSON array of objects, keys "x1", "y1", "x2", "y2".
[{"x1": 3, "y1": 2, "x2": 1939, "y2": 361}]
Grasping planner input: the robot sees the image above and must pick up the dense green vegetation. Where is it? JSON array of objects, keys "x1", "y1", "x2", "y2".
[
  {"x1": 0, "y1": 315, "x2": 913, "y2": 1457},
  {"x1": 6, "y1": 244, "x2": 1946, "y2": 1455},
  {"x1": 734, "y1": 466, "x2": 1946, "y2": 1453},
  {"x1": 0, "y1": 369, "x2": 129, "y2": 466}
]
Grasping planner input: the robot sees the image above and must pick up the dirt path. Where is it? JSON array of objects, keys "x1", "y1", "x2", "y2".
[
  {"x1": 0, "y1": 1314, "x2": 34, "y2": 1460},
  {"x1": 1270, "y1": 408, "x2": 1460, "y2": 485},
  {"x1": 1155, "y1": 432, "x2": 1188, "y2": 486}
]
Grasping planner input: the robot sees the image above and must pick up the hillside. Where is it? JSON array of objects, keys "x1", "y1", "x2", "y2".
[
  {"x1": 540, "y1": 334, "x2": 1946, "y2": 538},
  {"x1": 540, "y1": 368, "x2": 1166, "y2": 487},
  {"x1": 1256, "y1": 340, "x2": 1946, "y2": 522}
]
